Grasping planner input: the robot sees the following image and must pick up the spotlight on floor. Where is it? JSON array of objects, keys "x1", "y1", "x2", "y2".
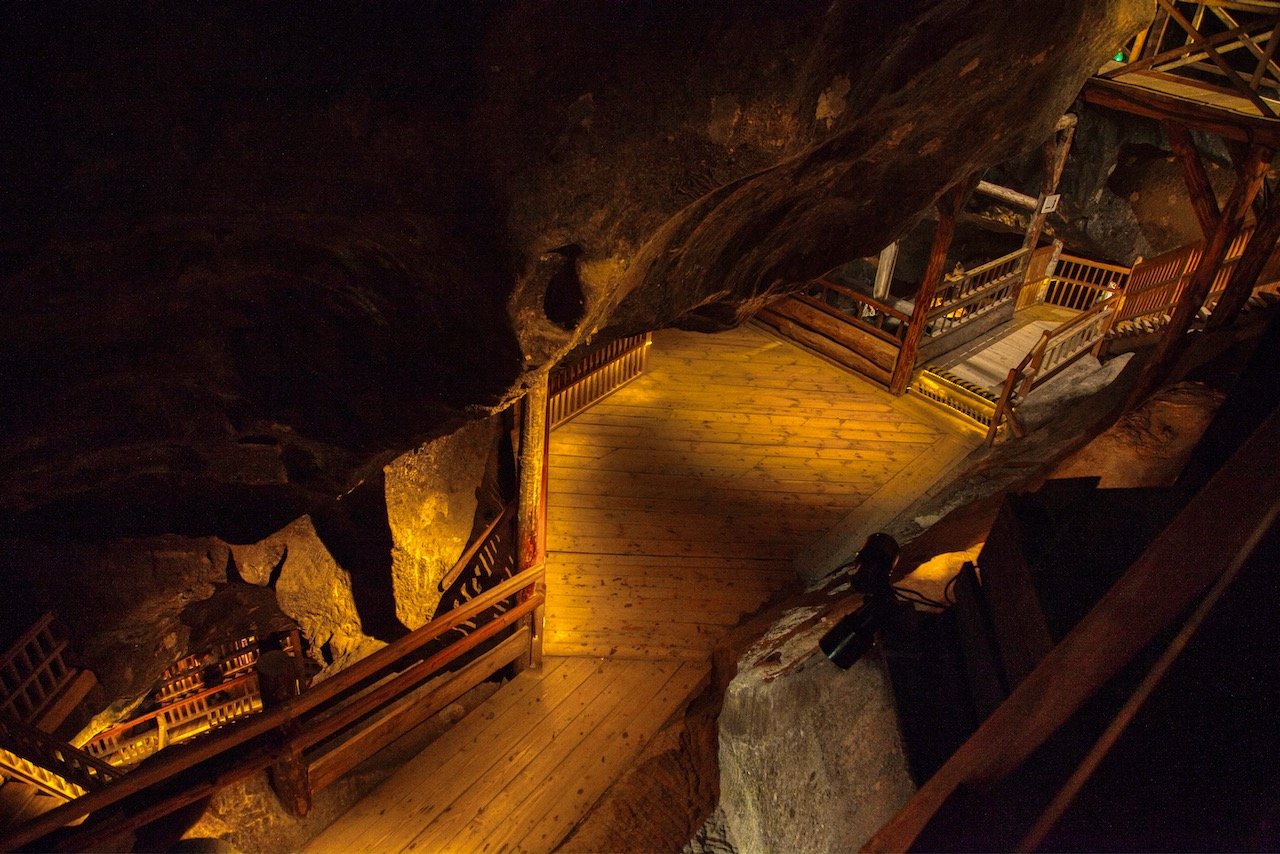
[{"x1": 819, "y1": 533, "x2": 900, "y2": 670}]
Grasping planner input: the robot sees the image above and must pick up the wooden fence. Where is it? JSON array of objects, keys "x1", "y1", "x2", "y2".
[
  {"x1": 917, "y1": 247, "x2": 1031, "y2": 363},
  {"x1": 548, "y1": 333, "x2": 651, "y2": 428}
]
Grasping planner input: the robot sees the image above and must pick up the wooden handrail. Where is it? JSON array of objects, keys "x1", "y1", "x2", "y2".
[
  {"x1": 437, "y1": 504, "x2": 516, "y2": 593},
  {"x1": 0, "y1": 560, "x2": 545, "y2": 850},
  {"x1": 294, "y1": 594, "x2": 540, "y2": 753},
  {"x1": 1056, "y1": 253, "x2": 1130, "y2": 276},
  {"x1": 84, "y1": 674, "x2": 257, "y2": 757},
  {"x1": 812, "y1": 278, "x2": 913, "y2": 324},
  {"x1": 866, "y1": 406, "x2": 1280, "y2": 851}
]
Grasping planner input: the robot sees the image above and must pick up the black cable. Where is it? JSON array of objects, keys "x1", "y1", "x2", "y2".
[{"x1": 891, "y1": 584, "x2": 949, "y2": 609}]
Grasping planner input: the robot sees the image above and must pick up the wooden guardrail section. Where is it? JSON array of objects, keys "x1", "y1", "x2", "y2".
[
  {"x1": 548, "y1": 333, "x2": 651, "y2": 428},
  {"x1": 0, "y1": 715, "x2": 121, "y2": 803},
  {"x1": 758, "y1": 247, "x2": 1031, "y2": 388},
  {"x1": 0, "y1": 496, "x2": 543, "y2": 851},
  {"x1": 1109, "y1": 226, "x2": 1254, "y2": 336},
  {"x1": 918, "y1": 248, "x2": 1032, "y2": 363},
  {"x1": 1037, "y1": 253, "x2": 1130, "y2": 311}
]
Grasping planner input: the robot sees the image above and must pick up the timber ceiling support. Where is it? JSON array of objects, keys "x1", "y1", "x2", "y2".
[
  {"x1": 1163, "y1": 119, "x2": 1223, "y2": 236},
  {"x1": 1207, "y1": 175, "x2": 1280, "y2": 327}
]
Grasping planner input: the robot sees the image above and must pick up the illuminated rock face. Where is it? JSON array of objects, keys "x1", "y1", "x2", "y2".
[{"x1": 0, "y1": 3, "x2": 1148, "y2": 686}]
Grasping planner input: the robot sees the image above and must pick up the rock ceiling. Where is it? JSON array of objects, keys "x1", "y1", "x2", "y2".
[{"x1": 1, "y1": 1, "x2": 1148, "y2": 546}]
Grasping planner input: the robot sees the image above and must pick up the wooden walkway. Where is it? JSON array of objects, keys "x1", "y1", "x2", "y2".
[
  {"x1": 546, "y1": 325, "x2": 973, "y2": 658},
  {"x1": 304, "y1": 657, "x2": 706, "y2": 854},
  {"x1": 309, "y1": 325, "x2": 974, "y2": 853}
]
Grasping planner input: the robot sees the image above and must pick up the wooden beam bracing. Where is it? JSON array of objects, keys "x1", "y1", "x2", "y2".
[
  {"x1": 1132, "y1": 143, "x2": 1272, "y2": 403},
  {"x1": 889, "y1": 180, "x2": 970, "y2": 394},
  {"x1": 1207, "y1": 177, "x2": 1280, "y2": 325},
  {"x1": 1163, "y1": 119, "x2": 1223, "y2": 235}
]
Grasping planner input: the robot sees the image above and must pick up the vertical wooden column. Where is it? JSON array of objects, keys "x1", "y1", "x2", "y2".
[
  {"x1": 262, "y1": 639, "x2": 309, "y2": 817},
  {"x1": 1022, "y1": 114, "x2": 1078, "y2": 251},
  {"x1": 517, "y1": 373, "x2": 549, "y2": 669},
  {"x1": 889, "y1": 182, "x2": 965, "y2": 394},
  {"x1": 1133, "y1": 144, "x2": 1272, "y2": 403},
  {"x1": 1207, "y1": 181, "x2": 1280, "y2": 329},
  {"x1": 1163, "y1": 120, "x2": 1222, "y2": 237}
]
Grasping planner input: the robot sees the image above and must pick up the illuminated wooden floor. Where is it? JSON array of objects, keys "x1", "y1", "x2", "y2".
[
  {"x1": 309, "y1": 325, "x2": 974, "y2": 853},
  {"x1": 546, "y1": 324, "x2": 974, "y2": 658},
  {"x1": 305, "y1": 657, "x2": 706, "y2": 854}
]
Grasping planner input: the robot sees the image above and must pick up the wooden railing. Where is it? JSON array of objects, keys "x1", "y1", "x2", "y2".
[
  {"x1": 548, "y1": 333, "x2": 651, "y2": 428},
  {"x1": 0, "y1": 501, "x2": 541, "y2": 852},
  {"x1": 987, "y1": 298, "x2": 1118, "y2": 443},
  {"x1": 1039, "y1": 253, "x2": 1130, "y2": 311},
  {"x1": 1112, "y1": 226, "x2": 1256, "y2": 330},
  {"x1": 0, "y1": 613, "x2": 79, "y2": 728},
  {"x1": 152, "y1": 632, "x2": 300, "y2": 708},
  {"x1": 925, "y1": 248, "x2": 1031, "y2": 332},
  {"x1": 799, "y1": 279, "x2": 912, "y2": 345},
  {"x1": 82, "y1": 674, "x2": 262, "y2": 768}
]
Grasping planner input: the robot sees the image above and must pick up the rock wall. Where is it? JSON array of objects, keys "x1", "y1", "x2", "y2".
[{"x1": 384, "y1": 417, "x2": 501, "y2": 628}]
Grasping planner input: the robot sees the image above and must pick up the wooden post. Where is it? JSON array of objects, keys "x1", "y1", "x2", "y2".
[
  {"x1": 1132, "y1": 144, "x2": 1272, "y2": 404},
  {"x1": 1207, "y1": 181, "x2": 1280, "y2": 329},
  {"x1": 1163, "y1": 120, "x2": 1221, "y2": 237},
  {"x1": 888, "y1": 180, "x2": 968, "y2": 394},
  {"x1": 1022, "y1": 115, "x2": 1077, "y2": 251},
  {"x1": 517, "y1": 374, "x2": 549, "y2": 670},
  {"x1": 260, "y1": 643, "x2": 309, "y2": 818}
]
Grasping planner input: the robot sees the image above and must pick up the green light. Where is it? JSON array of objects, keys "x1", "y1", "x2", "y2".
[{"x1": 1114, "y1": 50, "x2": 1126, "y2": 62}]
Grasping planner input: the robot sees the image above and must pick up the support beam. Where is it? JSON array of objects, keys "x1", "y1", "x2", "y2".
[
  {"x1": 889, "y1": 179, "x2": 971, "y2": 394},
  {"x1": 1023, "y1": 115, "x2": 1078, "y2": 251},
  {"x1": 1207, "y1": 179, "x2": 1280, "y2": 328},
  {"x1": 1132, "y1": 144, "x2": 1272, "y2": 404},
  {"x1": 516, "y1": 374, "x2": 549, "y2": 669},
  {"x1": 975, "y1": 180, "x2": 1038, "y2": 211},
  {"x1": 1163, "y1": 120, "x2": 1221, "y2": 237}
]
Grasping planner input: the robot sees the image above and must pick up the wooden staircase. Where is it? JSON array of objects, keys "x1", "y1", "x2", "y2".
[{"x1": 0, "y1": 612, "x2": 99, "y2": 740}]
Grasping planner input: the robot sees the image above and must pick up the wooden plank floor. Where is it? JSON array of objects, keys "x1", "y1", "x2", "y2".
[
  {"x1": 546, "y1": 324, "x2": 974, "y2": 659},
  {"x1": 308, "y1": 325, "x2": 975, "y2": 854},
  {"x1": 306, "y1": 657, "x2": 708, "y2": 854}
]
